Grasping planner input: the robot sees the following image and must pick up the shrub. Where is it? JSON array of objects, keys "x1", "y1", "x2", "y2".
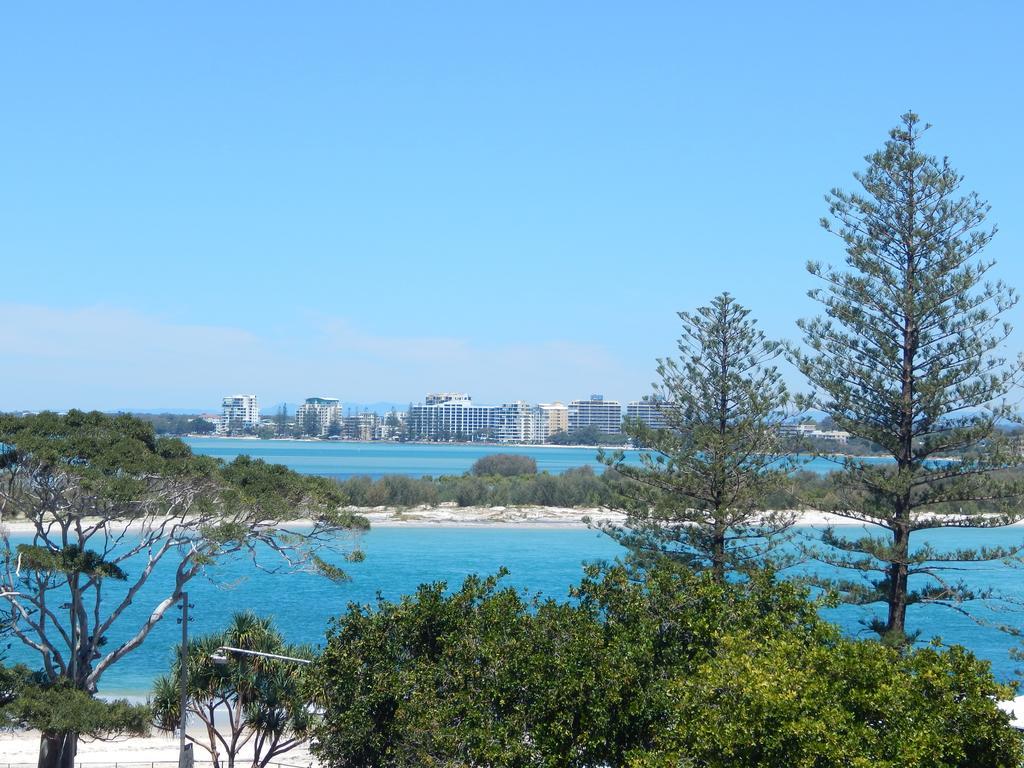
[
  {"x1": 307, "y1": 562, "x2": 1023, "y2": 768},
  {"x1": 470, "y1": 454, "x2": 538, "y2": 477}
]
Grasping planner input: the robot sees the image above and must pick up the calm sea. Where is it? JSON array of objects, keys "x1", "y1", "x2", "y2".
[
  {"x1": 5, "y1": 526, "x2": 1024, "y2": 697},
  {"x1": 4, "y1": 440, "x2": 1019, "y2": 698},
  {"x1": 181, "y1": 437, "x2": 884, "y2": 478}
]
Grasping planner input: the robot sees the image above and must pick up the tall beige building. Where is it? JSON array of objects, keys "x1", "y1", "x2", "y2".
[{"x1": 532, "y1": 402, "x2": 569, "y2": 442}]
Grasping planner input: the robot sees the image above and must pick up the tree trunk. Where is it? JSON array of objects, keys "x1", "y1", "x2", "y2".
[
  {"x1": 38, "y1": 731, "x2": 77, "y2": 768},
  {"x1": 886, "y1": 524, "x2": 910, "y2": 641},
  {"x1": 711, "y1": 525, "x2": 726, "y2": 584}
]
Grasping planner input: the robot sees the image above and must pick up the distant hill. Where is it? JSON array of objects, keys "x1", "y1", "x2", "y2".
[
  {"x1": 264, "y1": 401, "x2": 408, "y2": 417},
  {"x1": 110, "y1": 407, "x2": 207, "y2": 415}
]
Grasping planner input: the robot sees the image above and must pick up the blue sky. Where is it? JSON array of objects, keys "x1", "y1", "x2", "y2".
[{"x1": 3, "y1": 2, "x2": 1022, "y2": 410}]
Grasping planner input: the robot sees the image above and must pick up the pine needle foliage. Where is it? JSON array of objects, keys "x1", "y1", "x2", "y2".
[
  {"x1": 601, "y1": 293, "x2": 796, "y2": 580},
  {"x1": 791, "y1": 112, "x2": 1024, "y2": 642}
]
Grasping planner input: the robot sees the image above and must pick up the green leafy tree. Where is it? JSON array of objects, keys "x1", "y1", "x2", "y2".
[
  {"x1": 791, "y1": 113, "x2": 1024, "y2": 642},
  {"x1": 0, "y1": 669, "x2": 149, "y2": 767},
  {"x1": 602, "y1": 293, "x2": 795, "y2": 580},
  {"x1": 384, "y1": 410, "x2": 403, "y2": 440},
  {"x1": 639, "y1": 635, "x2": 1020, "y2": 768},
  {"x1": 273, "y1": 405, "x2": 289, "y2": 437},
  {"x1": 0, "y1": 411, "x2": 367, "y2": 768},
  {"x1": 255, "y1": 425, "x2": 277, "y2": 440},
  {"x1": 302, "y1": 409, "x2": 321, "y2": 438},
  {"x1": 470, "y1": 454, "x2": 538, "y2": 477},
  {"x1": 190, "y1": 417, "x2": 216, "y2": 435},
  {"x1": 151, "y1": 612, "x2": 312, "y2": 768},
  {"x1": 307, "y1": 562, "x2": 1021, "y2": 768}
]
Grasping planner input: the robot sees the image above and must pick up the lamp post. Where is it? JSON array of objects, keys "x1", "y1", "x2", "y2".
[
  {"x1": 209, "y1": 645, "x2": 312, "y2": 665},
  {"x1": 177, "y1": 592, "x2": 194, "y2": 768}
]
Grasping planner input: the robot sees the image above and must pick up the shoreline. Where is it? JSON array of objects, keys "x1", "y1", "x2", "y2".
[
  {"x1": 183, "y1": 435, "x2": 930, "y2": 463},
  {"x1": 4, "y1": 505, "x2": 1020, "y2": 534}
]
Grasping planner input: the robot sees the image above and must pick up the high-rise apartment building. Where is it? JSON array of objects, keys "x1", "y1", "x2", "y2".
[
  {"x1": 342, "y1": 412, "x2": 379, "y2": 441},
  {"x1": 491, "y1": 401, "x2": 536, "y2": 443},
  {"x1": 625, "y1": 399, "x2": 671, "y2": 430},
  {"x1": 407, "y1": 396, "x2": 496, "y2": 441},
  {"x1": 219, "y1": 394, "x2": 260, "y2": 434},
  {"x1": 568, "y1": 395, "x2": 622, "y2": 435},
  {"x1": 296, "y1": 397, "x2": 342, "y2": 437},
  {"x1": 532, "y1": 402, "x2": 569, "y2": 442}
]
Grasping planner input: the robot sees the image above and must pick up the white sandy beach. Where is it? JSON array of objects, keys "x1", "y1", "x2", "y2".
[
  {"x1": 0, "y1": 728, "x2": 317, "y2": 766},
  {"x1": 0, "y1": 506, "x2": 901, "y2": 535},
  {"x1": 357, "y1": 503, "x2": 870, "y2": 528}
]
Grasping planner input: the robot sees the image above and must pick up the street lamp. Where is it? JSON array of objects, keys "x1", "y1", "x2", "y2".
[
  {"x1": 176, "y1": 593, "x2": 194, "y2": 768},
  {"x1": 209, "y1": 645, "x2": 312, "y2": 665}
]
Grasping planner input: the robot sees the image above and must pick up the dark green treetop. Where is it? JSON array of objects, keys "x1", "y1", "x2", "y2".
[
  {"x1": 307, "y1": 561, "x2": 1022, "y2": 768},
  {"x1": 601, "y1": 293, "x2": 796, "y2": 580},
  {"x1": 791, "y1": 112, "x2": 1024, "y2": 642}
]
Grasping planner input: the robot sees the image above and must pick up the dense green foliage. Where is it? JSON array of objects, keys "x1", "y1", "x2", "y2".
[
  {"x1": 336, "y1": 466, "x2": 617, "y2": 508},
  {"x1": 308, "y1": 562, "x2": 1022, "y2": 768},
  {"x1": 152, "y1": 612, "x2": 312, "y2": 768},
  {"x1": 0, "y1": 664, "x2": 149, "y2": 767},
  {"x1": 791, "y1": 112, "x2": 1024, "y2": 641},
  {"x1": 547, "y1": 425, "x2": 628, "y2": 445},
  {"x1": 604, "y1": 293, "x2": 796, "y2": 579},
  {"x1": 470, "y1": 454, "x2": 538, "y2": 477},
  {"x1": 0, "y1": 410, "x2": 366, "y2": 767},
  {"x1": 329, "y1": 465, "x2": 848, "y2": 511},
  {"x1": 128, "y1": 412, "x2": 215, "y2": 435}
]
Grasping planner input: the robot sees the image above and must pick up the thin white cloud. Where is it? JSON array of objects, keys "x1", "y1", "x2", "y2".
[{"x1": 3, "y1": 303, "x2": 644, "y2": 411}]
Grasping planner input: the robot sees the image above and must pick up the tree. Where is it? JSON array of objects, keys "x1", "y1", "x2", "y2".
[
  {"x1": 0, "y1": 668, "x2": 150, "y2": 766},
  {"x1": 302, "y1": 409, "x2": 321, "y2": 438},
  {"x1": 601, "y1": 293, "x2": 795, "y2": 580},
  {"x1": 307, "y1": 562, "x2": 1022, "y2": 768},
  {"x1": 547, "y1": 425, "x2": 625, "y2": 446},
  {"x1": 639, "y1": 632, "x2": 1021, "y2": 768},
  {"x1": 273, "y1": 405, "x2": 289, "y2": 437},
  {"x1": 0, "y1": 411, "x2": 367, "y2": 768},
  {"x1": 190, "y1": 417, "x2": 216, "y2": 435},
  {"x1": 152, "y1": 612, "x2": 312, "y2": 768},
  {"x1": 791, "y1": 113, "x2": 1024, "y2": 642},
  {"x1": 470, "y1": 454, "x2": 538, "y2": 477},
  {"x1": 384, "y1": 410, "x2": 402, "y2": 440}
]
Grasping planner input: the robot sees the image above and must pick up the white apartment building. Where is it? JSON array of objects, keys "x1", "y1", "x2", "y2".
[
  {"x1": 568, "y1": 395, "x2": 623, "y2": 435},
  {"x1": 532, "y1": 402, "x2": 569, "y2": 442},
  {"x1": 296, "y1": 397, "x2": 342, "y2": 437},
  {"x1": 779, "y1": 423, "x2": 851, "y2": 445},
  {"x1": 625, "y1": 400, "x2": 671, "y2": 430},
  {"x1": 779, "y1": 423, "x2": 816, "y2": 438},
  {"x1": 491, "y1": 401, "x2": 536, "y2": 444},
  {"x1": 219, "y1": 395, "x2": 260, "y2": 434},
  {"x1": 408, "y1": 396, "x2": 497, "y2": 441},
  {"x1": 426, "y1": 392, "x2": 470, "y2": 405}
]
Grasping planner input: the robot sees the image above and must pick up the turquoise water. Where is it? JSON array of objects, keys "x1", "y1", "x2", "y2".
[
  {"x1": 183, "y1": 437, "x2": 886, "y2": 478},
  {"x1": 4, "y1": 442, "x2": 999, "y2": 698},
  {"x1": 6, "y1": 526, "x2": 1024, "y2": 697}
]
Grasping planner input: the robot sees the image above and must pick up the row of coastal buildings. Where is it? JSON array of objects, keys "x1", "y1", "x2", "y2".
[
  {"x1": 211, "y1": 393, "x2": 670, "y2": 443},
  {"x1": 212, "y1": 393, "x2": 852, "y2": 445}
]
